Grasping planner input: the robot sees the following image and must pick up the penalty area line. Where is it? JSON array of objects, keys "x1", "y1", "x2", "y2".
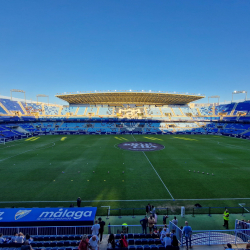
[{"x1": 131, "y1": 134, "x2": 175, "y2": 200}]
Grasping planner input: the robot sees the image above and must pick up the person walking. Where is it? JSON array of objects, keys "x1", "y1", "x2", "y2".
[
  {"x1": 182, "y1": 221, "x2": 192, "y2": 249},
  {"x1": 223, "y1": 209, "x2": 229, "y2": 229},
  {"x1": 148, "y1": 214, "x2": 155, "y2": 235},
  {"x1": 91, "y1": 220, "x2": 100, "y2": 236},
  {"x1": 140, "y1": 216, "x2": 148, "y2": 234},
  {"x1": 98, "y1": 217, "x2": 105, "y2": 243},
  {"x1": 77, "y1": 197, "x2": 81, "y2": 207}
]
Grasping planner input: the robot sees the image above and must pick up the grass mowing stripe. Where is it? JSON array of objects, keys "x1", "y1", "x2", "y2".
[
  {"x1": 0, "y1": 142, "x2": 56, "y2": 162},
  {"x1": 131, "y1": 134, "x2": 175, "y2": 200}
]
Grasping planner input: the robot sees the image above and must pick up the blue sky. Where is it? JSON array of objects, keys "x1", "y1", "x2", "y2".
[{"x1": 0, "y1": 0, "x2": 249, "y2": 104}]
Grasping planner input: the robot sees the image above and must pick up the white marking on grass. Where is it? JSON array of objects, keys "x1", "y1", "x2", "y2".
[{"x1": 131, "y1": 134, "x2": 174, "y2": 200}]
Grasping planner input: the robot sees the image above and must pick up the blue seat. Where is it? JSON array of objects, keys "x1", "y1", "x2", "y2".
[
  {"x1": 65, "y1": 248, "x2": 73, "y2": 250},
  {"x1": 68, "y1": 236, "x2": 75, "y2": 241},
  {"x1": 128, "y1": 239, "x2": 134, "y2": 245},
  {"x1": 57, "y1": 241, "x2": 64, "y2": 247},
  {"x1": 146, "y1": 234, "x2": 152, "y2": 239},
  {"x1": 128, "y1": 234, "x2": 134, "y2": 239},
  {"x1": 75, "y1": 236, "x2": 81, "y2": 240},
  {"x1": 43, "y1": 242, "x2": 51, "y2": 247},
  {"x1": 63, "y1": 241, "x2": 70, "y2": 246},
  {"x1": 56, "y1": 236, "x2": 63, "y2": 241},
  {"x1": 148, "y1": 239, "x2": 154, "y2": 245},
  {"x1": 128, "y1": 246, "x2": 136, "y2": 250},
  {"x1": 141, "y1": 239, "x2": 148, "y2": 245},
  {"x1": 134, "y1": 234, "x2": 140, "y2": 239},
  {"x1": 136, "y1": 246, "x2": 143, "y2": 250},
  {"x1": 50, "y1": 236, "x2": 56, "y2": 241},
  {"x1": 44, "y1": 236, "x2": 50, "y2": 241},
  {"x1": 135, "y1": 240, "x2": 141, "y2": 245},
  {"x1": 63, "y1": 236, "x2": 69, "y2": 241},
  {"x1": 150, "y1": 245, "x2": 158, "y2": 250},
  {"x1": 144, "y1": 246, "x2": 151, "y2": 250},
  {"x1": 139, "y1": 234, "x2": 145, "y2": 239},
  {"x1": 158, "y1": 246, "x2": 165, "y2": 250},
  {"x1": 154, "y1": 240, "x2": 161, "y2": 245},
  {"x1": 50, "y1": 242, "x2": 57, "y2": 247},
  {"x1": 36, "y1": 242, "x2": 44, "y2": 247},
  {"x1": 31, "y1": 242, "x2": 38, "y2": 247},
  {"x1": 38, "y1": 236, "x2": 44, "y2": 241},
  {"x1": 115, "y1": 234, "x2": 121, "y2": 239}
]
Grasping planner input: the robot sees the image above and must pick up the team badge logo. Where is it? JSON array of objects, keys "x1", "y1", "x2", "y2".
[
  {"x1": 15, "y1": 210, "x2": 32, "y2": 220},
  {"x1": 118, "y1": 142, "x2": 164, "y2": 151}
]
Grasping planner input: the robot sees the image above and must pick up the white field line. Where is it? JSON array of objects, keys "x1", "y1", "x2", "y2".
[
  {"x1": 1, "y1": 198, "x2": 250, "y2": 203},
  {"x1": 131, "y1": 134, "x2": 175, "y2": 200},
  {"x1": 0, "y1": 142, "x2": 56, "y2": 162}
]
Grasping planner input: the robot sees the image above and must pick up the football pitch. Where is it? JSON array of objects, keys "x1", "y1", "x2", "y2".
[{"x1": 0, "y1": 134, "x2": 250, "y2": 214}]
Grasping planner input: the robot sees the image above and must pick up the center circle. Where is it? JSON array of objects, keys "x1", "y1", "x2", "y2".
[{"x1": 117, "y1": 141, "x2": 164, "y2": 151}]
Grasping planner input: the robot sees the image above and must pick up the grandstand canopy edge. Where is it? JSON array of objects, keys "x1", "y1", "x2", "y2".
[{"x1": 56, "y1": 92, "x2": 205, "y2": 106}]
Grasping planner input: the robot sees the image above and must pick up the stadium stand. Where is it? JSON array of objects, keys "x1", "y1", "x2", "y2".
[{"x1": 0, "y1": 96, "x2": 250, "y2": 139}]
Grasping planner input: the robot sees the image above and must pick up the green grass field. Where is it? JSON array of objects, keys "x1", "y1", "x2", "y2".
[{"x1": 1, "y1": 134, "x2": 250, "y2": 215}]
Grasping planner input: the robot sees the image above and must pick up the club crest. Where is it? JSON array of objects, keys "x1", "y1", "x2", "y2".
[{"x1": 15, "y1": 210, "x2": 32, "y2": 220}]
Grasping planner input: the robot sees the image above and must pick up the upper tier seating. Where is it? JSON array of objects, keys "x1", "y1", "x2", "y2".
[
  {"x1": 232, "y1": 101, "x2": 250, "y2": 115},
  {"x1": 22, "y1": 102, "x2": 43, "y2": 115},
  {"x1": 44, "y1": 105, "x2": 60, "y2": 115},
  {"x1": 0, "y1": 98, "x2": 24, "y2": 114}
]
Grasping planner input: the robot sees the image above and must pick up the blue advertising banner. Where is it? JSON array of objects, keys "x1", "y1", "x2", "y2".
[{"x1": 0, "y1": 207, "x2": 97, "y2": 227}]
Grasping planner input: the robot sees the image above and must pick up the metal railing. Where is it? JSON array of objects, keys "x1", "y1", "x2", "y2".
[
  {"x1": 169, "y1": 221, "x2": 250, "y2": 246},
  {"x1": 0, "y1": 225, "x2": 92, "y2": 236}
]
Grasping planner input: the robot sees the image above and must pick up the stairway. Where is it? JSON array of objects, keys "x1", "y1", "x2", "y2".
[{"x1": 230, "y1": 103, "x2": 238, "y2": 116}]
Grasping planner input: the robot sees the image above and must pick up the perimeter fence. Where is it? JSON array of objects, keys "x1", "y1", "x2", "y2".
[{"x1": 101, "y1": 206, "x2": 250, "y2": 218}]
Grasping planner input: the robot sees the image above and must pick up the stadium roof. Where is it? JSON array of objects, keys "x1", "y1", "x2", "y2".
[{"x1": 56, "y1": 91, "x2": 205, "y2": 106}]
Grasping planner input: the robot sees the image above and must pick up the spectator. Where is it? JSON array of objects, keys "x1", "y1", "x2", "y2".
[
  {"x1": 77, "y1": 197, "x2": 81, "y2": 207},
  {"x1": 152, "y1": 206, "x2": 156, "y2": 217},
  {"x1": 162, "y1": 233, "x2": 172, "y2": 247},
  {"x1": 148, "y1": 215, "x2": 155, "y2": 235},
  {"x1": 182, "y1": 221, "x2": 192, "y2": 250},
  {"x1": 91, "y1": 220, "x2": 100, "y2": 236},
  {"x1": 78, "y1": 234, "x2": 89, "y2": 250},
  {"x1": 11, "y1": 232, "x2": 18, "y2": 243},
  {"x1": 171, "y1": 230, "x2": 176, "y2": 239},
  {"x1": 172, "y1": 216, "x2": 178, "y2": 226},
  {"x1": 246, "y1": 243, "x2": 250, "y2": 249},
  {"x1": 98, "y1": 217, "x2": 105, "y2": 243},
  {"x1": 118, "y1": 234, "x2": 128, "y2": 248},
  {"x1": 146, "y1": 203, "x2": 151, "y2": 216},
  {"x1": 122, "y1": 223, "x2": 128, "y2": 234},
  {"x1": 0, "y1": 233, "x2": 6, "y2": 243},
  {"x1": 225, "y1": 243, "x2": 233, "y2": 250},
  {"x1": 24, "y1": 234, "x2": 33, "y2": 243},
  {"x1": 140, "y1": 216, "x2": 148, "y2": 234},
  {"x1": 89, "y1": 235, "x2": 99, "y2": 250},
  {"x1": 70, "y1": 203, "x2": 74, "y2": 207},
  {"x1": 163, "y1": 215, "x2": 168, "y2": 225},
  {"x1": 16, "y1": 233, "x2": 25, "y2": 243},
  {"x1": 108, "y1": 234, "x2": 115, "y2": 249},
  {"x1": 21, "y1": 241, "x2": 33, "y2": 250},
  {"x1": 223, "y1": 209, "x2": 229, "y2": 229},
  {"x1": 172, "y1": 235, "x2": 179, "y2": 247}
]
